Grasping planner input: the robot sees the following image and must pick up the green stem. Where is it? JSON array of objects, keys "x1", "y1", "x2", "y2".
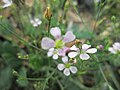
[
  {"x1": 56, "y1": 78, "x2": 64, "y2": 90},
  {"x1": 70, "y1": 0, "x2": 89, "y2": 31},
  {"x1": 20, "y1": 77, "x2": 45, "y2": 81},
  {"x1": 105, "y1": 63, "x2": 120, "y2": 90},
  {"x1": 94, "y1": 55, "x2": 114, "y2": 89},
  {"x1": 42, "y1": 71, "x2": 55, "y2": 90},
  {"x1": 48, "y1": 18, "x2": 51, "y2": 36}
]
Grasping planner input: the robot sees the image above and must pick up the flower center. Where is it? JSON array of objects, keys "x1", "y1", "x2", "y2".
[
  {"x1": 65, "y1": 63, "x2": 71, "y2": 68},
  {"x1": 53, "y1": 49, "x2": 58, "y2": 54},
  {"x1": 80, "y1": 49, "x2": 86, "y2": 54},
  {"x1": 55, "y1": 40, "x2": 65, "y2": 48}
]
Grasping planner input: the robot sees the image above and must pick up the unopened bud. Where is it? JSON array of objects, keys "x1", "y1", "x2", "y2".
[
  {"x1": 111, "y1": 16, "x2": 116, "y2": 22},
  {"x1": 44, "y1": 7, "x2": 52, "y2": 20},
  {"x1": 97, "y1": 45, "x2": 104, "y2": 50}
]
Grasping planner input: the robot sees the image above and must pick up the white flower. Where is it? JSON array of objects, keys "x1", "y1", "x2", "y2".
[
  {"x1": 47, "y1": 48, "x2": 59, "y2": 60},
  {"x1": 41, "y1": 27, "x2": 75, "y2": 56},
  {"x1": 30, "y1": 18, "x2": 42, "y2": 27},
  {"x1": 108, "y1": 42, "x2": 120, "y2": 54},
  {"x1": 57, "y1": 56, "x2": 78, "y2": 76},
  {"x1": 3, "y1": 0, "x2": 13, "y2": 8},
  {"x1": 68, "y1": 44, "x2": 97, "y2": 60}
]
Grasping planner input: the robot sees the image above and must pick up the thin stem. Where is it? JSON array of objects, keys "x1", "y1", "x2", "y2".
[
  {"x1": 105, "y1": 63, "x2": 120, "y2": 90},
  {"x1": 93, "y1": 1, "x2": 102, "y2": 33},
  {"x1": 48, "y1": 18, "x2": 51, "y2": 36},
  {"x1": 42, "y1": 71, "x2": 55, "y2": 90},
  {"x1": 94, "y1": 55, "x2": 113, "y2": 88},
  {"x1": 20, "y1": 77, "x2": 45, "y2": 81},
  {"x1": 70, "y1": 0, "x2": 89, "y2": 31},
  {"x1": 56, "y1": 78, "x2": 64, "y2": 90}
]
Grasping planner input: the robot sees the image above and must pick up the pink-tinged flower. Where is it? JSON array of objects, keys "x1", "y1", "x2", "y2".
[
  {"x1": 41, "y1": 27, "x2": 75, "y2": 57},
  {"x1": 30, "y1": 18, "x2": 42, "y2": 27},
  {"x1": 108, "y1": 42, "x2": 120, "y2": 54},
  {"x1": 57, "y1": 56, "x2": 78, "y2": 76},
  {"x1": 68, "y1": 44, "x2": 97, "y2": 60},
  {"x1": 2, "y1": 0, "x2": 12, "y2": 8}
]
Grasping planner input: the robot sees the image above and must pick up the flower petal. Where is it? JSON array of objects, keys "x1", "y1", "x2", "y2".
[
  {"x1": 68, "y1": 52, "x2": 78, "y2": 58},
  {"x1": 41, "y1": 37, "x2": 55, "y2": 49},
  {"x1": 33, "y1": 23, "x2": 38, "y2": 27},
  {"x1": 53, "y1": 54, "x2": 58, "y2": 60},
  {"x1": 58, "y1": 47, "x2": 69, "y2": 56},
  {"x1": 35, "y1": 18, "x2": 40, "y2": 22},
  {"x1": 86, "y1": 48, "x2": 97, "y2": 53},
  {"x1": 62, "y1": 56, "x2": 68, "y2": 63},
  {"x1": 70, "y1": 66, "x2": 78, "y2": 74},
  {"x1": 113, "y1": 42, "x2": 120, "y2": 50},
  {"x1": 3, "y1": 3, "x2": 12, "y2": 8},
  {"x1": 49, "y1": 48, "x2": 54, "y2": 52},
  {"x1": 57, "y1": 64, "x2": 65, "y2": 71},
  {"x1": 63, "y1": 31, "x2": 75, "y2": 43},
  {"x1": 38, "y1": 21, "x2": 42, "y2": 25},
  {"x1": 82, "y1": 44, "x2": 91, "y2": 50},
  {"x1": 50, "y1": 27, "x2": 61, "y2": 39},
  {"x1": 70, "y1": 45, "x2": 78, "y2": 51},
  {"x1": 30, "y1": 19, "x2": 34, "y2": 24},
  {"x1": 108, "y1": 47, "x2": 116, "y2": 54},
  {"x1": 47, "y1": 51, "x2": 53, "y2": 57},
  {"x1": 63, "y1": 68, "x2": 70, "y2": 76},
  {"x1": 80, "y1": 53, "x2": 90, "y2": 60}
]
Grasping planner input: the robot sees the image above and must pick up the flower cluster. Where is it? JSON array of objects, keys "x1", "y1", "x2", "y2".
[
  {"x1": 41, "y1": 27, "x2": 97, "y2": 76},
  {"x1": 108, "y1": 42, "x2": 120, "y2": 54},
  {"x1": 30, "y1": 18, "x2": 42, "y2": 27}
]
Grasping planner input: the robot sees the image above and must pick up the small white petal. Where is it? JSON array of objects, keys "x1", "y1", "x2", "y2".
[
  {"x1": 33, "y1": 23, "x2": 38, "y2": 27},
  {"x1": 70, "y1": 45, "x2": 78, "y2": 51},
  {"x1": 108, "y1": 47, "x2": 116, "y2": 54},
  {"x1": 63, "y1": 68, "x2": 70, "y2": 76},
  {"x1": 68, "y1": 52, "x2": 78, "y2": 58},
  {"x1": 30, "y1": 20, "x2": 34, "y2": 24},
  {"x1": 115, "y1": 42, "x2": 120, "y2": 47},
  {"x1": 70, "y1": 66, "x2": 78, "y2": 74},
  {"x1": 113, "y1": 42, "x2": 120, "y2": 50},
  {"x1": 53, "y1": 54, "x2": 58, "y2": 60},
  {"x1": 47, "y1": 51, "x2": 53, "y2": 57},
  {"x1": 37, "y1": 21, "x2": 42, "y2": 25},
  {"x1": 63, "y1": 31, "x2": 76, "y2": 43},
  {"x1": 62, "y1": 56, "x2": 68, "y2": 63},
  {"x1": 35, "y1": 18, "x2": 40, "y2": 22},
  {"x1": 50, "y1": 27, "x2": 61, "y2": 39},
  {"x1": 82, "y1": 44, "x2": 91, "y2": 50},
  {"x1": 57, "y1": 64, "x2": 65, "y2": 71},
  {"x1": 49, "y1": 48, "x2": 54, "y2": 52},
  {"x1": 41, "y1": 37, "x2": 55, "y2": 49},
  {"x1": 80, "y1": 53, "x2": 90, "y2": 60},
  {"x1": 86, "y1": 48, "x2": 97, "y2": 53},
  {"x1": 2, "y1": 3, "x2": 12, "y2": 8}
]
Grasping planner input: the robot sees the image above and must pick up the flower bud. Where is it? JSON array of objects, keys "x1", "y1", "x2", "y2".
[
  {"x1": 44, "y1": 7, "x2": 52, "y2": 20},
  {"x1": 97, "y1": 45, "x2": 104, "y2": 50}
]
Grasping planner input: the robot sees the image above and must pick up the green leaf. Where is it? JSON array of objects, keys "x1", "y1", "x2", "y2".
[
  {"x1": 0, "y1": 67, "x2": 12, "y2": 90},
  {"x1": 17, "y1": 67, "x2": 28, "y2": 87}
]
